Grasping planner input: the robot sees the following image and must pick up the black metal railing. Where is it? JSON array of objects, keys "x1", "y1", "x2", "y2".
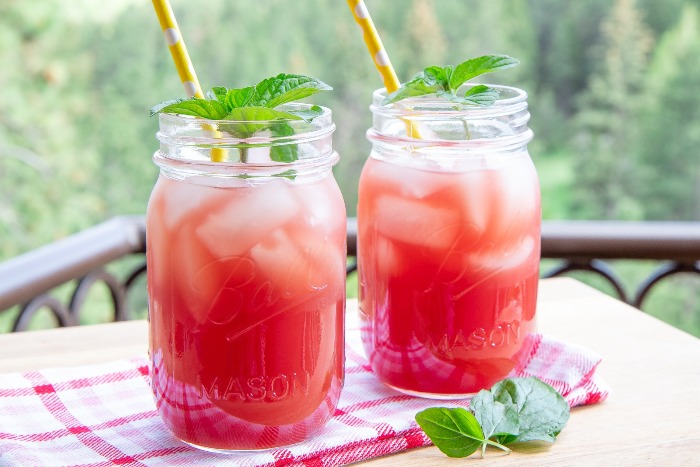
[
  {"x1": 1, "y1": 216, "x2": 699, "y2": 332},
  {"x1": 540, "y1": 221, "x2": 700, "y2": 307},
  {"x1": 0, "y1": 216, "x2": 147, "y2": 331}
]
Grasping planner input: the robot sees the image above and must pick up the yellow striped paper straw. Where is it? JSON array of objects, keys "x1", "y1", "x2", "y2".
[
  {"x1": 346, "y1": 0, "x2": 401, "y2": 93},
  {"x1": 152, "y1": 0, "x2": 227, "y2": 162},
  {"x1": 152, "y1": 0, "x2": 203, "y2": 98},
  {"x1": 346, "y1": 0, "x2": 422, "y2": 139}
]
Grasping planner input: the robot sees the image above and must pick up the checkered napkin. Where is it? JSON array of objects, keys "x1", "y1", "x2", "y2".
[{"x1": 0, "y1": 324, "x2": 609, "y2": 467}]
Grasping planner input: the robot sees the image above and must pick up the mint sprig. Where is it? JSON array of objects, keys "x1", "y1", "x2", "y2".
[
  {"x1": 415, "y1": 377, "x2": 570, "y2": 459},
  {"x1": 383, "y1": 54, "x2": 519, "y2": 106},
  {"x1": 150, "y1": 73, "x2": 331, "y2": 162}
]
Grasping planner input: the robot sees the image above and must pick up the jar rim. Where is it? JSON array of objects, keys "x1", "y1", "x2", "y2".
[
  {"x1": 157, "y1": 103, "x2": 334, "y2": 147},
  {"x1": 371, "y1": 84, "x2": 528, "y2": 119},
  {"x1": 153, "y1": 150, "x2": 340, "y2": 176},
  {"x1": 157, "y1": 102, "x2": 332, "y2": 125}
]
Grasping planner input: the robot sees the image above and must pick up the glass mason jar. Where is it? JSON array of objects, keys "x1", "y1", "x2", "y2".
[
  {"x1": 357, "y1": 85, "x2": 540, "y2": 398},
  {"x1": 146, "y1": 105, "x2": 346, "y2": 451}
]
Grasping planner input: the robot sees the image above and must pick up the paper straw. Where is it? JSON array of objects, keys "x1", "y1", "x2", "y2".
[
  {"x1": 346, "y1": 0, "x2": 423, "y2": 139},
  {"x1": 152, "y1": 0, "x2": 227, "y2": 162},
  {"x1": 152, "y1": 0, "x2": 203, "y2": 98},
  {"x1": 346, "y1": 0, "x2": 400, "y2": 93}
]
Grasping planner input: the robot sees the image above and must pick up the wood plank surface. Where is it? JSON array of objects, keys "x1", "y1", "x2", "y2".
[{"x1": 1, "y1": 278, "x2": 699, "y2": 466}]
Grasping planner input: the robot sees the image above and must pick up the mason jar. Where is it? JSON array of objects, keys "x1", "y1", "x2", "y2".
[
  {"x1": 146, "y1": 105, "x2": 346, "y2": 451},
  {"x1": 357, "y1": 85, "x2": 540, "y2": 398}
]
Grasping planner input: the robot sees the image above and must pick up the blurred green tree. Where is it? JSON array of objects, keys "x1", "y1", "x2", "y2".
[
  {"x1": 571, "y1": 0, "x2": 653, "y2": 220},
  {"x1": 636, "y1": 3, "x2": 700, "y2": 220}
]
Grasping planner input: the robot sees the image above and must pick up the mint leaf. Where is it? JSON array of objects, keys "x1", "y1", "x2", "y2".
[
  {"x1": 252, "y1": 73, "x2": 332, "y2": 108},
  {"x1": 207, "y1": 87, "x2": 228, "y2": 104},
  {"x1": 286, "y1": 104, "x2": 324, "y2": 122},
  {"x1": 436, "y1": 86, "x2": 500, "y2": 106},
  {"x1": 383, "y1": 77, "x2": 441, "y2": 104},
  {"x1": 226, "y1": 86, "x2": 256, "y2": 109},
  {"x1": 223, "y1": 107, "x2": 302, "y2": 139},
  {"x1": 151, "y1": 73, "x2": 332, "y2": 163},
  {"x1": 449, "y1": 55, "x2": 520, "y2": 90},
  {"x1": 272, "y1": 169, "x2": 297, "y2": 180},
  {"x1": 486, "y1": 377, "x2": 570, "y2": 444},
  {"x1": 149, "y1": 98, "x2": 228, "y2": 119},
  {"x1": 269, "y1": 122, "x2": 297, "y2": 162},
  {"x1": 383, "y1": 54, "x2": 518, "y2": 106},
  {"x1": 415, "y1": 407, "x2": 486, "y2": 458},
  {"x1": 423, "y1": 65, "x2": 451, "y2": 86}
]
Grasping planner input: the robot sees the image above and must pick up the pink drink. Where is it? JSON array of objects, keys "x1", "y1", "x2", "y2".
[
  {"x1": 357, "y1": 86, "x2": 540, "y2": 397},
  {"x1": 147, "y1": 110, "x2": 345, "y2": 450}
]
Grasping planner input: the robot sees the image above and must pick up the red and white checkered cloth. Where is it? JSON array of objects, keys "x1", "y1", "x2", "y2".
[{"x1": 0, "y1": 321, "x2": 608, "y2": 467}]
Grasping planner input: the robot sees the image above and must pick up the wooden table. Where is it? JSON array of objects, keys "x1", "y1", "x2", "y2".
[{"x1": 2, "y1": 278, "x2": 699, "y2": 466}]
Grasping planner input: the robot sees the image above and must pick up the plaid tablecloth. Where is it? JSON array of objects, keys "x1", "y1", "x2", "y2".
[{"x1": 0, "y1": 320, "x2": 608, "y2": 467}]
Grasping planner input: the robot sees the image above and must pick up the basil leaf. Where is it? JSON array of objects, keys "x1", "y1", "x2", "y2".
[
  {"x1": 449, "y1": 55, "x2": 520, "y2": 91},
  {"x1": 415, "y1": 407, "x2": 486, "y2": 458},
  {"x1": 488, "y1": 377, "x2": 570, "y2": 444},
  {"x1": 470, "y1": 388, "x2": 520, "y2": 442},
  {"x1": 149, "y1": 98, "x2": 228, "y2": 119},
  {"x1": 253, "y1": 73, "x2": 332, "y2": 108}
]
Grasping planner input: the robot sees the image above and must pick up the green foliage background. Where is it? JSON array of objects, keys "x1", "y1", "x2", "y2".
[{"x1": 1, "y1": 0, "x2": 699, "y2": 335}]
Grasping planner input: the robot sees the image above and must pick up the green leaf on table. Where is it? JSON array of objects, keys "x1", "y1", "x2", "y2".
[
  {"x1": 470, "y1": 389, "x2": 520, "y2": 441},
  {"x1": 149, "y1": 98, "x2": 228, "y2": 119},
  {"x1": 487, "y1": 377, "x2": 570, "y2": 444},
  {"x1": 414, "y1": 377, "x2": 570, "y2": 460},
  {"x1": 415, "y1": 407, "x2": 487, "y2": 458},
  {"x1": 252, "y1": 73, "x2": 332, "y2": 108}
]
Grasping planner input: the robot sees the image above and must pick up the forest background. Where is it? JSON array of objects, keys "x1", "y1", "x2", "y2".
[{"x1": 1, "y1": 0, "x2": 699, "y2": 335}]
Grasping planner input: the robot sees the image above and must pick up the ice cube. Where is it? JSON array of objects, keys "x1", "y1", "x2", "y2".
[
  {"x1": 250, "y1": 227, "x2": 345, "y2": 301},
  {"x1": 291, "y1": 175, "x2": 344, "y2": 230},
  {"x1": 161, "y1": 177, "x2": 229, "y2": 231},
  {"x1": 365, "y1": 156, "x2": 449, "y2": 199},
  {"x1": 374, "y1": 196, "x2": 461, "y2": 250},
  {"x1": 195, "y1": 179, "x2": 300, "y2": 258},
  {"x1": 488, "y1": 157, "x2": 540, "y2": 243},
  {"x1": 455, "y1": 170, "x2": 493, "y2": 234},
  {"x1": 172, "y1": 226, "x2": 221, "y2": 323},
  {"x1": 374, "y1": 235, "x2": 402, "y2": 278},
  {"x1": 470, "y1": 235, "x2": 538, "y2": 274}
]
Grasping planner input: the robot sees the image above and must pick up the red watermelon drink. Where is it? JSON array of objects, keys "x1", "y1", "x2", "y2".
[
  {"x1": 357, "y1": 84, "x2": 540, "y2": 398},
  {"x1": 147, "y1": 93, "x2": 346, "y2": 450}
]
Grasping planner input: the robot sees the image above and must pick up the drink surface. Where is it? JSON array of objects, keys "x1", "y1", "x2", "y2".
[
  {"x1": 147, "y1": 173, "x2": 346, "y2": 450},
  {"x1": 357, "y1": 150, "x2": 540, "y2": 396}
]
